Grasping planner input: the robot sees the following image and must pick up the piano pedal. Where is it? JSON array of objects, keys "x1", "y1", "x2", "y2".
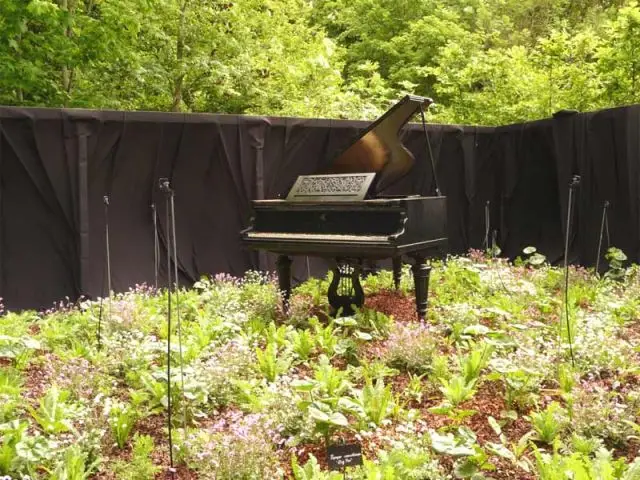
[{"x1": 328, "y1": 259, "x2": 365, "y2": 317}]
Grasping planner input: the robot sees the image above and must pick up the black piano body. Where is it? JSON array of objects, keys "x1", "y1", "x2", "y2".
[{"x1": 240, "y1": 95, "x2": 447, "y2": 319}]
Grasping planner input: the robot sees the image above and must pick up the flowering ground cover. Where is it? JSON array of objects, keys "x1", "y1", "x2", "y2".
[{"x1": 1, "y1": 249, "x2": 640, "y2": 479}]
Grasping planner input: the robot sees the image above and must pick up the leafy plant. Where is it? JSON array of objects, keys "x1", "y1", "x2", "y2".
[
  {"x1": 486, "y1": 415, "x2": 534, "y2": 472},
  {"x1": 384, "y1": 323, "x2": 437, "y2": 373},
  {"x1": 289, "y1": 328, "x2": 315, "y2": 361},
  {"x1": 353, "y1": 308, "x2": 394, "y2": 339},
  {"x1": 533, "y1": 445, "x2": 633, "y2": 480},
  {"x1": 457, "y1": 342, "x2": 494, "y2": 384},
  {"x1": 306, "y1": 401, "x2": 350, "y2": 445},
  {"x1": 46, "y1": 445, "x2": 99, "y2": 480},
  {"x1": 27, "y1": 386, "x2": 76, "y2": 435},
  {"x1": 291, "y1": 453, "x2": 342, "y2": 480},
  {"x1": 405, "y1": 372, "x2": 425, "y2": 404},
  {"x1": 529, "y1": 402, "x2": 567, "y2": 445},
  {"x1": 439, "y1": 375, "x2": 477, "y2": 407},
  {"x1": 518, "y1": 246, "x2": 547, "y2": 268},
  {"x1": 108, "y1": 402, "x2": 137, "y2": 449},
  {"x1": 0, "y1": 420, "x2": 28, "y2": 475},
  {"x1": 312, "y1": 319, "x2": 340, "y2": 357},
  {"x1": 0, "y1": 335, "x2": 41, "y2": 369},
  {"x1": 353, "y1": 378, "x2": 395, "y2": 427},
  {"x1": 255, "y1": 341, "x2": 292, "y2": 382},
  {"x1": 605, "y1": 247, "x2": 628, "y2": 281},
  {"x1": 112, "y1": 433, "x2": 161, "y2": 479}
]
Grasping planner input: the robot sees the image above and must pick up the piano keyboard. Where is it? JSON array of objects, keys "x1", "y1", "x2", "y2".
[{"x1": 245, "y1": 232, "x2": 391, "y2": 242}]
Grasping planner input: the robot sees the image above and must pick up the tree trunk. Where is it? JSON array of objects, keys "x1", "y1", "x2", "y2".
[
  {"x1": 172, "y1": 0, "x2": 189, "y2": 112},
  {"x1": 60, "y1": 0, "x2": 74, "y2": 105}
]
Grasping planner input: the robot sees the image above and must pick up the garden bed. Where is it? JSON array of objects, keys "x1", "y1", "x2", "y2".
[{"x1": 1, "y1": 251, "x2": 640, "y2": 479}]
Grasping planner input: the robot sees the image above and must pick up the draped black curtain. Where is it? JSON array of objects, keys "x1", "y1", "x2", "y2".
[{"x1": 0, "y1": 104, "x2": 638, "y2": 310}]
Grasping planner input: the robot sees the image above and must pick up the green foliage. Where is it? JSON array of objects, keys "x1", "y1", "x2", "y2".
[
  {"x1": 384, "y1": 323, "x2": 437, "y2": 373},
  {"x1": 112, "y1": 434, "x2": 161, "y2": 480},
  {"x1": 108, "y1": 402, "x2": 137, "y2": 449},
  {"x1": 27, "y1": 386, "x2": 76, "y2": 435},
  {"x1": 47, "y1": 444, "x2": 99, "y2": 480},
  {"x1": 354, "y1": 378, "x2": 395, "y2": 427},
  {"x1": 605, "y1": 247, "x2": 629, "y2": 280},
  {"x1": 516, "y1": 246, "x2": 548, "y2": 268},
  {"x1": 0, "y1": 0, "x2": 638, "y2": 124},
  {"x1": 292, "y1": 453, "x2": 342, "y2": 480},
  {"x1": 2, "y1": 250, "x2": 640, "y2": 477},
  {"x1": 256, "y1": 341, "x2": 292, "y2": 382},
  {"x1": 533, "y1": 446, "x2": 635, "y2": 480},
  {"x1": 529, "y1": 402, "x2": 567, "y2": 445},
  {"x1": 438, "y1": 375, "x2": 477, "y2": 407}
]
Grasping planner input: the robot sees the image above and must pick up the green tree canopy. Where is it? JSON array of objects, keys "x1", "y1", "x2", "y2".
[{"x1": 0, "y1": 0, "x2": 639, "y2": 124}]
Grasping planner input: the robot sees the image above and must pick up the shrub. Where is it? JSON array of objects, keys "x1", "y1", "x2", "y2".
[
  {"x1": 384, "y1": 322, "x2": 437, "y2": 373},
  {"x1": 182, "y1": 412, "x2": 283, "y2": 479}
]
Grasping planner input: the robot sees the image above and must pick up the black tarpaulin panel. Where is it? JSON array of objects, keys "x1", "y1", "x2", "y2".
[
  {"x1": 1, "y1": 104, "x2": 640, "y2": 310},
  {"x1": 552, "y1": 110, "x2": 583, "y2": 264},
  {"x1": 498, "y1": 120, "x2": 564, "y2": 261},
  {"x1": 87, "y1": 117, "x2": 163, "y2": 295},
  {"x1": 0, "y1": 117, "x2": 78, "y2": 310},
  {"x1": 466, "y1": 127, "x2": 501, "y2": 249},
  {"x1": 583, "y1": 107, "x2": 637, "y2": 266},
  {"x1": 403, "y1": 124, "x2": 447, "y2": 197},
  {"x1": 630, "y1": 106, "x2": 640, "y2": 260},
  {"x1": 168, "y1": 118, "x2": 261, "y2": 281}
]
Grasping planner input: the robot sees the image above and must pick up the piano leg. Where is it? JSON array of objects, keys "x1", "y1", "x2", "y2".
[
  {"x1": 410, "y1": 254, "x2": 432, "y2": 321},
  {"x1": 392, "y1": 257, "x2": 402, "y2": 290},
  {"x1": 276, "y1": 255, "x2": 292, "y2": 312}
]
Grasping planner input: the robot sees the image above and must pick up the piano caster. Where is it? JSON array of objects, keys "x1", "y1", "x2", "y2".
[
  {"x1": 276, "y1": 255, "x2": 293, "y2": 312},
  {"x1": 328, "y1": 260, "x2": 365, "y2": 317},
  {"x1": 409, "y1": 254, "x2": 431, "y2": 321}
]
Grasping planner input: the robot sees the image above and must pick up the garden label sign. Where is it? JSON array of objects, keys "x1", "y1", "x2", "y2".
[{"x1": 327, "y1": 443, "x2": 363, "y2": 470}]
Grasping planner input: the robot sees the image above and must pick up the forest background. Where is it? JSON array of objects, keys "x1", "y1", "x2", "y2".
[{"x1": 0, "y1": 0, "x2": 639, "y2": 125}]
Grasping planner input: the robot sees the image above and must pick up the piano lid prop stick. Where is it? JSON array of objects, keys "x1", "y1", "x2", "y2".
[{"x1": 419, "y1": 103, "x2": 441, "y2": 197}]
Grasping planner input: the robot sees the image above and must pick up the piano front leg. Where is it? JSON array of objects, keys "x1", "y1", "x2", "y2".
[
  {"x1": 276, "y1": 255, "x2": 292, "y2": 312},
  {"x1": 409, "y1": 254, "x2": 432, "y2": 321}
]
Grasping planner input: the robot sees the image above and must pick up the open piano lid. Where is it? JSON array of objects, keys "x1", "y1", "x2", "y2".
[{"x1": 286, "y1": 94, "x2": 433, "y2": 202}]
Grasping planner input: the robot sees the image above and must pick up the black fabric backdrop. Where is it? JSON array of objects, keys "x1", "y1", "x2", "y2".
[{"x1": 0, "y1": 104, "x2": 639, "y2": 311}]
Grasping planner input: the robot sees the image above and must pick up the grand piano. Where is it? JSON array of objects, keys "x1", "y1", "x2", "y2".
[{"x1": 240, "y1": 95, "x2": 447, "y2": 320}]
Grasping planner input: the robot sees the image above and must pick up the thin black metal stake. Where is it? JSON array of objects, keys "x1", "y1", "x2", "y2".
[
  {"x1": 168, "y1": 187, "x2": 187, "y2": 434},
  {"x1": 563, "y1": 175, "x2": 580, "y2": 367},
  {"x1": 484, "y1": 201, "x2": 490, "y2": 250},
  {"x1": 159, "y1": 179, "x2": 176, "y2": 478},
  {"x1": 152, "y1": 203, "x2": 159, "y2": 290},
  {"x1": 105, "y1": 196, "x2": 112, "y2": 302},
  {"x1": 97, "y1": 195, "x2": 112, "y2": 350},
  {"x1": 595, "y1": 200, "x2": 610, "y2": 274},
  {"x1": 419, "y1": 103, "x2": 441, "y2": 197}
]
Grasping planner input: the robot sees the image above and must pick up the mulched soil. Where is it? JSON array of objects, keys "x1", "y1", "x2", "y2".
[{"x1": 365, "y1": 289, "x2": 419, "y2": 323}]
